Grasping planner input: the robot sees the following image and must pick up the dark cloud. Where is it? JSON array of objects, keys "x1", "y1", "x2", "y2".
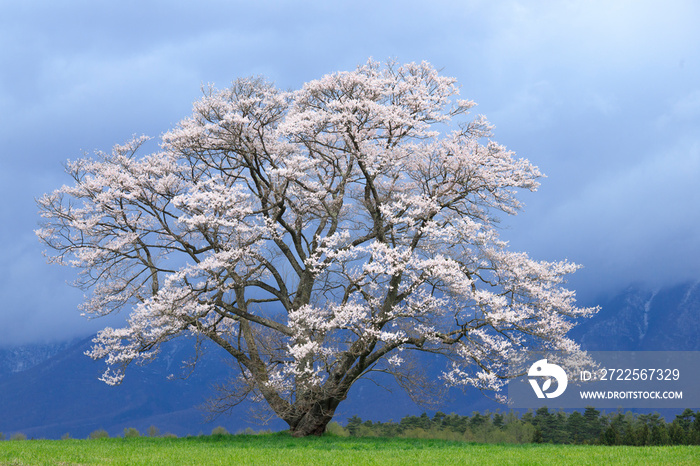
[{"x1": 2, "y1": 0, "x2": 699, "y2": 345}]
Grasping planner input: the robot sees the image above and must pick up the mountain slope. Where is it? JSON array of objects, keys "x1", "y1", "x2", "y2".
[
  {"x1": 0, "y1": 339, "x2": 78, "y2": 377},
  {"x1": 571, "y1": 281, "x2": 700, "y2": 351},
  {"x1": 0, "y1": 336, "x2": 278, "y2": 439}
]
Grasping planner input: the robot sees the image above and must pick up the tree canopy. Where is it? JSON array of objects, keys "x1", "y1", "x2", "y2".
[{"x1": 37, "y1": 59, "x2": 597, "y2": 436}]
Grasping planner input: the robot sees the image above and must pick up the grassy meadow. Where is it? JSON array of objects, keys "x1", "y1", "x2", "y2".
[{"x1": 1, "y1": 433, "x2": 699, "y2": 465}]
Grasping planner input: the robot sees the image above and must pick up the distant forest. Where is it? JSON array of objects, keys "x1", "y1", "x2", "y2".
[
  {"x1": 332, "y1": 407, "x2": 700, "y2": 446},
  {"x1": 3, "y1": 407, "x2": 699, "y2": 444}
]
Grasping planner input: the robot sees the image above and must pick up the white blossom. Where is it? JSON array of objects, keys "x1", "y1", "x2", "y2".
[{"x1": 37, "y1": 60, "x2": 598, "y2": 435}]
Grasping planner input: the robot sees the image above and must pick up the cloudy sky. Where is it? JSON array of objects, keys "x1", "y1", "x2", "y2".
[{"x1": 1, "y1": 0, "x2": 699, "y2": 346}]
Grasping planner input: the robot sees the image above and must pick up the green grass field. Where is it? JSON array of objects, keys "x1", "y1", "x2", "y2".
[{"x1": 1, "y1": 434, "x2": 698, "y2": 465}]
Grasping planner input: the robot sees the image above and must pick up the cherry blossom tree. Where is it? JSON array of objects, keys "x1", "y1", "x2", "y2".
[{"x1": 37, "y1": 60, "x2": 597, "y2": 436}]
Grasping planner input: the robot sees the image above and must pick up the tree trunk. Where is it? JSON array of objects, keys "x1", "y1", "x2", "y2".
[{"x1": 287, "y1": 397, "x2": 342, "y2": 437}]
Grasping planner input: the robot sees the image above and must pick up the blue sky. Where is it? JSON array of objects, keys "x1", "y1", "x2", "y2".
[{"x1": 1, "y1": 0, "x2": 699, "y2": 346}]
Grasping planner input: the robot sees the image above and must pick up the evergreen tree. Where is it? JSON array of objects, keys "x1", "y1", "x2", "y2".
[
  {"x1": 638, "y1": 413, "x2": 664, "y2": 428},
  {"x1": 418, "y1": 413, "x2": 432, "y2": 430},
  {"x1": 432, "y1": 412, "x2": 447, "y2": 426},
  {"x1": 637, "y1": 423, "x2": 651, "y2": 446},
  {"x1": 669, "y1": 422, "x2": 687, "y2": 445},
  {"x1": 670, "y1": 408, "x2": 694, "y2": 444},
  {"x1": 621, "y1": 423, "x2": 637, "y2": 446},
  {"x1": 602, "y1": 425, "x2": 621, "y2": 445},
  {"x1": 442, "y1": 413, "x2": 468, "y2": 434},
  {"x1": 566, "y1": 411, "x2": 585, "y2": 444},
  {"x1": 675, "y1": 409, "x2": 695, "y2": 431},
  {"x1": 533, "y1": 428, "x2": 544, "y2": 443},
  {"x1": 533, "y1": 407, "x2": 557, "y2": 443},
  {"x1": 492, "y1": 412, "x2": 505, "y2": 430},
  {"x1": 606, "y1": 412, "x2": 631, "y2": 446},
  {"x1": 469, "y1": 412, "x2": 489, "y2": 431},
  {"x1": 582, "y1": 407, "x2": 603, "y2": 443},
  {"x1": 692, "y1": 410, "x2": 700, "y2": 445},
  {"x1": 552, "y1": 411, "x2": 570, "y2": 444},
  {"x1": 346, "y1": 415, "x2": 363, "y2": 436},
  {"x1": 650, "y1": 423, "x2": 670, "y2": 446}
]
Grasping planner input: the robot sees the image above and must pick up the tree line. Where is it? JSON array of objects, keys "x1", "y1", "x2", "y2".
[
  {"x1": 336, "y1": 407, "x2": 700, "y2": 445},
  {"x1": 4, "y1": 407, "x2": 699, "y2": 444},
  {"x1": 0, "y1": 425, "x2": 268, "y2": 441}
]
